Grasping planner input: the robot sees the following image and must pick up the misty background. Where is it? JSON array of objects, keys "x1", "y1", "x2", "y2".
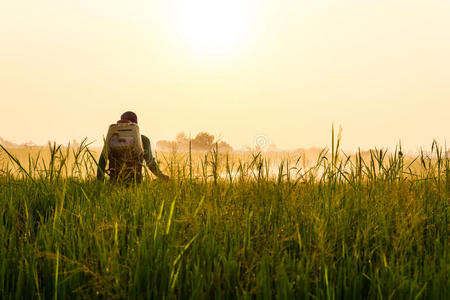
[{"x1": 1, "y1": 0, "x2": 449, "y2": 152}]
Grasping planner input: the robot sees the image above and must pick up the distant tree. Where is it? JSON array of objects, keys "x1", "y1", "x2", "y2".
[
  {"x1": 156, "y1": 140, "x2": 177, "y2": 151},
  {"x1": 192, "y1": 132, "x2": 214, "y2": 151},
  {"x1": 156, "y1": 132, "x2": 232, "y2": 152},
  {"x1": 218, "y1": 141, "x2": 233, "y2": 153},
  {"x1": 176, "y1": 132, "x2": 189, "y2": 149},
  {"x1": 0, "y1": 137, "x2": 20, "y2": 148}
]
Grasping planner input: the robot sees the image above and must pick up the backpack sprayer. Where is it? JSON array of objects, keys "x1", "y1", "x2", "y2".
[{"x1": 104, "y1": 120, "x2": 145, "y2": 182}]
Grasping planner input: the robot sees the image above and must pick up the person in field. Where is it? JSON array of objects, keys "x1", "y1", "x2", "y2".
[{"x1": 97, "y1": 111, "x2": 169, "y2": 183}]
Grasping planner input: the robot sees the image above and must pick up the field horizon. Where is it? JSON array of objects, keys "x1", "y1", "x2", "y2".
[{"x1": 2, "y1": 134, "x2": 448, "y2": 157}]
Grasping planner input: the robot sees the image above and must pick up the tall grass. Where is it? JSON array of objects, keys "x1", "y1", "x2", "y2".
[{"x1": 0, "y1": 134, "x2": 448, "y2": 299}]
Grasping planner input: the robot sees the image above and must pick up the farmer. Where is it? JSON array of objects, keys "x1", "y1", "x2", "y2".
[{"x1": 96, "y1": 111, "x2": 169, "y2": 183}]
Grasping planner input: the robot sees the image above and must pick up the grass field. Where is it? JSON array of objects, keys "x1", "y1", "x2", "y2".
[{"x1": 0, "y1": 136, "x2": 448, "y2": 299}]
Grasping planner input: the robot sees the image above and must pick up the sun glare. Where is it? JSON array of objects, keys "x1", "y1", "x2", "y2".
[{"x1": 173, "y1": 0, "x2": 253, "y2": 56}]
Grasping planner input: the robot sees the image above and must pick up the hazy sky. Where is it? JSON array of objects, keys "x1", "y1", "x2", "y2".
[{"x1": 1, "y1": 0, "x2": 449, "y2": 151}]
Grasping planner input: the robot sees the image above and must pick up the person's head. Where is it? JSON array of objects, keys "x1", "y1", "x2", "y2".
[{"x1": 120, "y1": 111, "x2": 138, "y2": 124}]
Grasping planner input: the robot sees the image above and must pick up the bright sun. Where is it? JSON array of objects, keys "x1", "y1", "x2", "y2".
[{"x1": 173, "y1": 0, "x2": 253, "y2": 55}]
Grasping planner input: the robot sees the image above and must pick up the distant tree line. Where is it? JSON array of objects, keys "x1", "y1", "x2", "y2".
[
  {"x1": 0, "y1": 137, "x2": 36, "y2": 148},
  {"x1": 156, "y1": 132, "x2": 232, "y2": 152}
]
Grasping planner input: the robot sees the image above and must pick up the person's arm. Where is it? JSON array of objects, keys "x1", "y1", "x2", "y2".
[
  {"x1": 97, "y1": 146, "x2": 108, "y2": 180},
  {"x1": 142, "y1": 135, "x2": 169, "y2": 180}
]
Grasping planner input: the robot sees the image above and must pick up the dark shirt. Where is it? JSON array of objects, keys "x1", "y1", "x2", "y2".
[{"x1": 97, "y1": 134, "x2": 162, "y2": 180}]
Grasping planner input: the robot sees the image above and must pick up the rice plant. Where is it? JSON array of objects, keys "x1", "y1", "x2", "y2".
[{"x1": 0, "y1": 133, "x2": 448, "y2": 299}]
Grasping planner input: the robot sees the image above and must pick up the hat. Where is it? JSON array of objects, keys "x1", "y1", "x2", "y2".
[{"x1": 120, "y1": 111, "x2": 138, "y2": 124}]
